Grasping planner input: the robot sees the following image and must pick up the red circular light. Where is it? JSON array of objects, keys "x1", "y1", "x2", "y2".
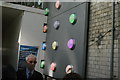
[{"x1": 50, "y1": 62, "x2": 56, "y2": 71}]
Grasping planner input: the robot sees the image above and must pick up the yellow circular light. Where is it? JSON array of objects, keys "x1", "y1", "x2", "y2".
[{"x1": 52, "y1": 41, "x2": 58, "y2": 50}]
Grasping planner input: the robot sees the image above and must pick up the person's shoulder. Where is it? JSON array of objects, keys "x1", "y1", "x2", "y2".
[
  {"x1": 17, "y1": 68, "x2": 25, "y2": 73},
  {"x1": 34, "y1": 70, "x2": 42, "y2": 76},
  {"x1": 34, "y1": 70, "x2": 43, "y2": 79}
]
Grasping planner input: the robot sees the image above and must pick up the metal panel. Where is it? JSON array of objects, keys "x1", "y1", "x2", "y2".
[
  {"x1": 19, "y1": 11, "x2": 47, "y2": 74},
  {"x1": 45, "y1": 2, "x2": 83, "y2": 19},
  {"x1": 44, "y1": 2, "x2": 88, "y2": 78}
]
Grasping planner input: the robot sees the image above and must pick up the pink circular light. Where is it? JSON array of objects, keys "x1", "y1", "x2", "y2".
[
  {"x1": 50, "y1": 62, "x2": 56, "y2": 71},
  {"x1": 67, "y1": 39, "x2": 75, "y2": 49},
  {"x1": 55, "y1": 0, "x2": 61, "y2": 9}
]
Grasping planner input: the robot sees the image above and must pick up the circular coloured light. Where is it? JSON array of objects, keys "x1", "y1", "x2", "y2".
[
  {"x1": 67, "y1": 39, "x2": 75, "y2": 50},
  {"x1": 50, "y1": 62, "x2": 56, "y2": 71},
  {"x1": 44, "y1": 8, "x2": 49, "y2": 16},
  {"x1": 52, "y1": 41, "x2": 58, "y2": 50},
  {"x1": 54, "y1": 21, "x2": 60, "y2": 29},
  {"x1": 69, "y1": 14, "x2": 77, "y2": 24},
  {"x1": 55, "y1": 0, "x2": 61, "y2": 9},
  {"x1": 42, "y1": 42, "x2": 46, "y2": 50},
  {"x1": 38, "y1": 0, "x2": 42, "y2": 5},
  {"x1": 66, "y1": 65, "x2": 73, "y2": 74},
  {"x1": 43, "y1": 24, "x2": 47, "y2": 33},
  {"x1": 40, "y1": 60, "x2": 45, "y2": 69}
]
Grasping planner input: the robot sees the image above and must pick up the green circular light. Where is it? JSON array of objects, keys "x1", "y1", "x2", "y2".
[
  {"x1": 40, "y1": 60, "x2": 45, "y2": 68},
  {"x1": 44, "y1": 8, "x2": 49, "y2": 16},
  {"x1": 38, "y1": 0, "x2": 41, "y2": 5},
  {"x1": 69, "y1": 14, "x2": 77, "y2": 24}
]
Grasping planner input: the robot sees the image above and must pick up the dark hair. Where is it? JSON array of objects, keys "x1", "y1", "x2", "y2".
[{"x1": 63, "y1": 73, "x2": 82, "y2": 80}]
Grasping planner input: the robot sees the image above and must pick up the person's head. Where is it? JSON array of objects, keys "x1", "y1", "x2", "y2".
[
  {"x1": 25, "y1": 54, "x2": 37, "y2": 71},
  {"x1": 63, "y1": 73, "x2": 82, "y2": 80}
]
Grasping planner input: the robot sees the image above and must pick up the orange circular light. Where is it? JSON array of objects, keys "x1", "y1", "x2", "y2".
[{"x1": 43, "y1": 25, "x2": 47, "y2": 33}]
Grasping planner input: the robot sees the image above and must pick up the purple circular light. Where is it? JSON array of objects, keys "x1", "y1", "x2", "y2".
[{"x1": 67, "y1": 39, "x2": 75, "y2": 49}]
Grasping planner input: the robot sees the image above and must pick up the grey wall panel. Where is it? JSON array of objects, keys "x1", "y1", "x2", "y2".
[
  {"x1": 45, "y1": 2, "x2": 83, "y2": 19},
  {"x1": 44, "y1": 2, "x2": 88, "y2": 78},
  {"x1": 19, "y1": 11, "x2": 47, "y2": 74},
  {"x1": 19, "y1": 11, "x2": 47, "y2": 46}
]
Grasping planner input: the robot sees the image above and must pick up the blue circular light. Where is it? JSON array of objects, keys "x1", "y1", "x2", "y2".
[{"x1": 42, "y1": 42, "x2": 46, "y2": 50}]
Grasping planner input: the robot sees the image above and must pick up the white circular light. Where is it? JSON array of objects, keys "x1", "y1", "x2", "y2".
[
  {"x1": 66, "y1": 65, "x2": 73, "y2": 74},
  {"x1": 54, "y1": 21, "x2": 60, "y2": 29}
]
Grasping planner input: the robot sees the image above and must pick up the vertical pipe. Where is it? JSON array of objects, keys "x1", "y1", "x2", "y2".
[
  {"x1": 85, "y1": 2, "x2": 90, "y2": 79},
  {"x1": 110, "y1": 1, "x2": 115, "y2": 80}
]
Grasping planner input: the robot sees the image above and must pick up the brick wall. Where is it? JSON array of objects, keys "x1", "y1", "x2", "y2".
[{"x1": 86, "y1": 2, "x2": 120, "y2": 78}]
